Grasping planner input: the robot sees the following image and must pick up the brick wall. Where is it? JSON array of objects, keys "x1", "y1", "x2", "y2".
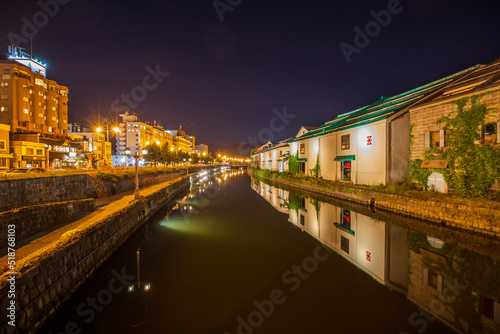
[{"x1": 410, "y1": 89, "x2": 500, "y2": 160}]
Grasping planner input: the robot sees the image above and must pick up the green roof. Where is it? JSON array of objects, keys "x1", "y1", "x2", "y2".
[{"x1": 291, "y1": 64, "x2": 479, "y2": 142}]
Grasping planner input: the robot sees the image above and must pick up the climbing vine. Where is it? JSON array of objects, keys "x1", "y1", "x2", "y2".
[
  {"x1": 409, "y1": 96, "x2": 500, "y2": 197},
  {"x1": 288, "y1": 152, "x2": 300, "y2": 175},
  {"x1": 309, "y1": 154, "x2": 321, "y2": 178},
  {"x1": 436, "y1": 96, "x2": 500, "y2": 196}
]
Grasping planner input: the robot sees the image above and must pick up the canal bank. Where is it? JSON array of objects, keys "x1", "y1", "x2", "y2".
[
  {"x1": 251, "y1": 169, "x2": 500, "y2": 238},
  {"x1": 0, "y1": 174, "x2": 191, "y2": 334}
]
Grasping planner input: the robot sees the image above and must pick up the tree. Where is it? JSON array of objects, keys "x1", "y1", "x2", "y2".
[
  {"x1": 160, "y1": 143, "x2": 173, "y2": 165},
  {"x1": 144, "y1": 144, "x2": 161, "y2": 167},
  {"x1": 436, "y1": 96, "x2": 500, "y2": 196}
]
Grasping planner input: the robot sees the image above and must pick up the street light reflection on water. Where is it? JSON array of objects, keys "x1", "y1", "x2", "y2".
[{"x1": 39, "y1": 168, "x2": 498, "y2": 334}]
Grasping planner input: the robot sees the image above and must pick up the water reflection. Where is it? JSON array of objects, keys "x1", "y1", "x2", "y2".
[{"x1": 252, "y1": 177, "x2": 500, "y2": 334}]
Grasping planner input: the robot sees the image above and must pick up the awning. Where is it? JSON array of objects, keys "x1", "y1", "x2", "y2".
[
  {"x1": 49, "y1": 152, "x2": 69, "y2": 160},
  {"x1": 22, "y1": 155, "x2": 42, "y2": 161},
  {"x1": 334, "y1": 155, "x2": 355, "y2": 161},
  {"x1": 420, "y1": 159, "x2": 448, "y2": 169},
  {"x1": 76, "y1": 153, "x2": 89, "y2": 160},
  {"x1": 334, "y1": 223, "x2": 355, "y2": 236},
  {"x1": 297, "y1": 158, "x2": 307, "y2": 162}
]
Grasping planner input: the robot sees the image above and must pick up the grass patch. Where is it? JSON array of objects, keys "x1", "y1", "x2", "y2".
[{"x1": 251, "y1": 168, "x2": 500, "y2": 210}]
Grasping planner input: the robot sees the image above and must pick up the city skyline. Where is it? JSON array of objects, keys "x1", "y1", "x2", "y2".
[{"x1": 0, "y1": 0, "x2": 499, "y2": 146}]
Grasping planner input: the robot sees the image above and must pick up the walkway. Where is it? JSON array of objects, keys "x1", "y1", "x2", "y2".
[{"x1": 0, "y1": 176, "x2": 188, "y2": 269}]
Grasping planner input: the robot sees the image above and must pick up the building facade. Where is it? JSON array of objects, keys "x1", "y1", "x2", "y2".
[
  {"x1": 0, "y1": 47, "x2": 70, "y2": 169},
  {"x1": 114, "y1": 112, "x2": 172, "y2": 165},
  {"x1": 409, "y1": 58, "x2": 500, "y2": 192},
  {"x1": 286, "y1": 65, "x2": 479, "y2": 185},
  {"x1": 0, "y1": 124, "x2": 11, "y2": 170}
]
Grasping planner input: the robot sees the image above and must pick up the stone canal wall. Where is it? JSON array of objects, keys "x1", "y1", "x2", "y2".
[
  {"x1": 0, "y1": 176, "x2": 190, "y2": 334},
  {"x1": 0, "y1": 171, "x2": 186, "y2": 211},
  {"x1": 253, "y1": 172, "x2": 500, "y2": 237},
  {"x1": 0, "y1": 199, "x2": 95, "y2": 248}
]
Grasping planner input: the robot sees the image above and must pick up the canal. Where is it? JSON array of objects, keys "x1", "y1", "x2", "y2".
[{"x1": 40, "y1": 169, "x2": 500, "y2": 334}]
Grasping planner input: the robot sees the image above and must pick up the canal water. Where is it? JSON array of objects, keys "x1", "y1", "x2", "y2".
[{"x1": 40, "y1": 170, "x2": 500, "y2": 334}]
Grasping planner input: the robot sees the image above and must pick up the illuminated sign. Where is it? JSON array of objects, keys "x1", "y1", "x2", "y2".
[
  {"x1": 7, "y1": 45, "x2": 47, "y2": 77},
  {"x1": 367, "y1": 136, "x2": 373, "y2": 145},
  {"x1": 366, "y1": 251, "x2": 371, "y2": 262}
]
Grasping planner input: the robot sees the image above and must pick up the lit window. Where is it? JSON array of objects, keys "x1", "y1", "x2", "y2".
[
  {"x1": 341, "y1": 134, "x2": 350, "y2": 150},
  {"x1": 24, "y1": 109, "x2": 29, "y2": 114},
  {"x1": 1, "y1": 94, "x2": 10, "y2": 100},
  {"x1": 300, "y1": 143, "x2": 305, "y2": 154},
  {"x1": 484, "y1": 123, "x2": 497, "y2": 144},
  {"x1": 0, "y1": 82, "x2": 8, "y2": 87},
  {"x1": 0, "y1": 106, "x2": 7, "y2": 112}
]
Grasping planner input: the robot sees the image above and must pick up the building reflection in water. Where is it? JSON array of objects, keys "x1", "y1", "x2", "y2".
[{"x1": 251, "y1": 177, "x2": 500, "y2": 334}]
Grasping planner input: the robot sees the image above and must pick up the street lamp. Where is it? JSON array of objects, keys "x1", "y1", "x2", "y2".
[{"x1": 125, "y1": 147, "x2": 147, "y2": 199}]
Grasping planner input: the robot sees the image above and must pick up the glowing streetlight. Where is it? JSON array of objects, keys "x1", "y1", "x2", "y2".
[{"x1": 96, "y1": 127, "x2": 102, "y2": 133}]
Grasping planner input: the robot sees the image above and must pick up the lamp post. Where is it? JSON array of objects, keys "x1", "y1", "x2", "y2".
[{"x1": 125, "y1": 147, "x2": 148, "y2": 199}]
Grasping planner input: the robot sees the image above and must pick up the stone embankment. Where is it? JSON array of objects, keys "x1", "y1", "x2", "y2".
[
  {"x1": 253, "y1": 172, "x2": 500, "y2": 238},
  {"x1": 0, "y1": 171, "x2": 186, "y2": 211},
  {"x1": 0, "y1": 199, "x2": 95, "y2": 248},
  {"x1": 0, "y1": 175, "x2": 190, "y2": 334}
]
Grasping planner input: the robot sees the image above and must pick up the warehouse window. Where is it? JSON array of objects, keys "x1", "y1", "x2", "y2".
[
  {"x1": 484, "y1": 123, "x2": 497, "y2": 144},
  {"x1": 341, "y1": 134, "x2": 350, "y2": 150}
]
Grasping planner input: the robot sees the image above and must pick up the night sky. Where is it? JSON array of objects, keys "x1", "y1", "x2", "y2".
[{"x1": 0, "y1": 0, "x2": 499, "y2": 147}]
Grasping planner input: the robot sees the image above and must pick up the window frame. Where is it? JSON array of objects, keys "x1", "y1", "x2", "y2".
[{"x1": 341, "y1": 134, "x2": 350, "y2": 150}]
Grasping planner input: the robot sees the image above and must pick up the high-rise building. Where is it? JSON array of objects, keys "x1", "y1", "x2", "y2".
[
  {"x1": 113, "y1": 112, "x2": 172, "y2": 165},
  {"x1": 0, "y1": 46, "x2": 69, "y2": 168}
]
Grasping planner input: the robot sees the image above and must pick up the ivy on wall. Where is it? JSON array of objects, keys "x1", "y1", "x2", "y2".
[
  {"x1": 437, "y1": 96, "x2": 500, "y2": 196},
  {"x1": 409, "y1": 96, "x2": 500, "y2": 197},
  {"x1": 288, "y1": 152, "x2": 300, "y2": 175},
  {"x1": 309, "y1": 154, "x2": 321, "y2": 178}
]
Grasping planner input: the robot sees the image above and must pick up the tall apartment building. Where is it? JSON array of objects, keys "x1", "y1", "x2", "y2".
[
  {"x1": 114, "y1": 112, "x2": 173, "y2": 165},
  {"x1": 0, "y1": 46, "x2": 69, "y2": 168}
]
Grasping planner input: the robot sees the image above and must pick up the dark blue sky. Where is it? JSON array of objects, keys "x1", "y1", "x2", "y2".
[{"x1": 1, "y1": 0, "x2": 499, "y2": 145}]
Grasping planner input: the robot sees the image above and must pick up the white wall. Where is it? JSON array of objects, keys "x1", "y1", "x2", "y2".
[
  {"x1": 355, "y1": 122, "x2": 387, "y2": 185},
  {"x1": 318, "y1": 133, "x2": 337, "y2": 181}
]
